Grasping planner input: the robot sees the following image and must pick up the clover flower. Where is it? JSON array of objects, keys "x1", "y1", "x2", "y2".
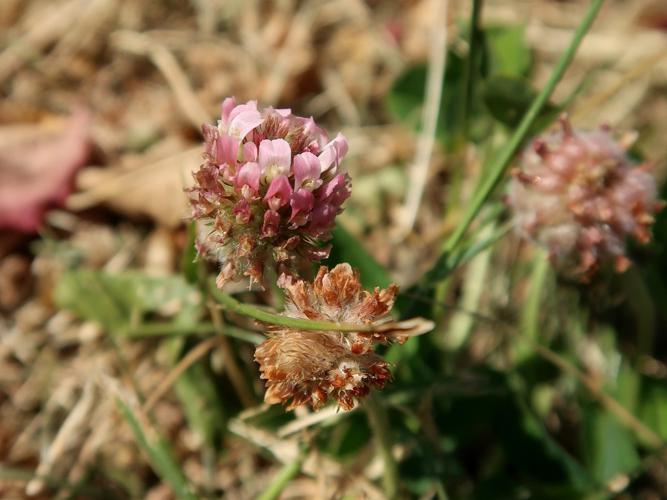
[
  {"x1": 188, "y1": 97, "x2": 351, "y2": 288},
  {"x1": 254, "y1": 264, "x2": 432, "y2": 411},
  {"x1": 507, "y1": 116, "x2": 663, "y2": 278}
]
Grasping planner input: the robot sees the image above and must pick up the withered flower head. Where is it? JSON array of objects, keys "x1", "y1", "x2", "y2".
[
  {"x1": 187, "y1": 97, "x2": 351, "y2": 289},
  {"x1": 254, "y1": 264, "x2": 433, "y2": 411},
  {"x1": 507, "y1": 115, "x2": 663, "y2": 279}
]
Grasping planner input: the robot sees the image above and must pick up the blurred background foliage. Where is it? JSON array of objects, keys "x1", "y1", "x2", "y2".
[{"x1": 2, "y1": 0, "x2": 667, "y2": 498}]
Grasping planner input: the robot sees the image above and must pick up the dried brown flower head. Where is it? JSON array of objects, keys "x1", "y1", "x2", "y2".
[
  {"x1": 254, "y1": 264, "x2": 433, "y2": 411},
  {"x1": 507, "y1": 115, "x2": 664, "y2": 279}
]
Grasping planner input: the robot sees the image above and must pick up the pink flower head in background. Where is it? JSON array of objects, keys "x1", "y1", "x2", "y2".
[
  {"x1": 507, "y1": 115, "x2": 664, "y2": 279},
  {"x1": 187, "y1": 98, "x2": 351, "y2": 288}
]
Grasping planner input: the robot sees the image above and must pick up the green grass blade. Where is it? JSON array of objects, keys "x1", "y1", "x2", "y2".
[
  {"x1": 116, "y1": 398, "x2": 197, "y2": 500},
  {"x1": 443, "y1": 0, "x2": 605, "y2": 254},
  {"x1": 257, "y1": 447, "x2": 308, "y2": 500}
]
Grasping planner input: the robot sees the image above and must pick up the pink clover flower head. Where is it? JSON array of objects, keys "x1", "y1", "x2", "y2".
[
  {"x1": 187, "y1": 97, "x2": 352, "y2": 288},
  {"x1": 506, "y1": 115, "x2": 664, "y2": 280}
]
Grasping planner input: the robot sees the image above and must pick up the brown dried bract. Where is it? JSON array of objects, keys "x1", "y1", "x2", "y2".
[{"x1": 254, "y1": 264, "x2": 433, "y2": 411}]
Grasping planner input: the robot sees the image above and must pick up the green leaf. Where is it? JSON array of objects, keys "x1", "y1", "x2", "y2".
[
  {"x1": 116, "y1": 398, "x2": 197, "y2": 500},
  {"x1": 639, "y1": 377, "x2": 667, "y2": 440},
  {"x1": 581, "y1": 406, "x2": 640, "y2": 484},
  {"x1": 54, "y1": 270, "x2": 204, "y2": 329},
  {"x1": 167, "y1": 338, "x2": 226, "y2": 446},
  {"x1": 484, "y1": 25, "x2": 532, "y2": 77}
]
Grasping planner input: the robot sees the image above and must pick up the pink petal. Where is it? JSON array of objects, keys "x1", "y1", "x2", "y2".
[
  {"x1": 274, "y1": 108, "x2": 292, "y2": 117},
  {"x1": 220, "y1": 97, "x2": 237, "y2": 125},
  {"x1": 318, "y1": 173, "x2": 351, "y2": 206},
  {"x1": 243, "y1": 141, "x2": 257, "y2": 162},
  {"x1": 264, "y1": 175, "x2": 293, "y2": 211},
  {"x1": 318, "y1": 133, "x2": 349, "y2": 173},
  {"x1": 302, "y1": 117, "x2": 328, "y2": 144},
  {"x1": 216, "y1": 133, "x2": 238, "y2": 169},
  {"x1": 228, "y1": 100, "x2": 259, "y2": 123},
  {"x1": 235, "y1": 162, "x2": 261, "y2": 199},
  {"x1": 228, "y1": 109, "x2": 263, "y2": 141},
  {"x1": 259, "y1": 139, "x2": 292, "y2": 181},
  {"x1": 290, "y1": 188, "x2": 314, "y2": 225},
  {"x1": 307, "y1": 203, "x2": 337, "y2": 236},
  {"x1": 293, "y1": 152, "x2": 322, "y2": 190}
]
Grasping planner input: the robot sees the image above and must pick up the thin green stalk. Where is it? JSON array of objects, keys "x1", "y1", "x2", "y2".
[
  {"x1": 257, "y1": 447, "x2": 308, "y2": 500},
  {"x1": 116, "y1": 398, "x2": 198, "y2": 500},
  {"x1": 462, "y1": 0, "x2": 484, "y2": 140},
  {"x1": 365, "y1": 393, "x2": 399, "y2": 499},
  {"x1": 517, "y1": 249, "x2": 551, "y2": 361},
  {"x1": 124, "y1": 322, "x2": 217, "y2": 336},
  {"x1": 123, "y1": 321, "x2": 264, "y2": 344},
  {"x1": 443, "y1": 0, "x2": 605, "y2": 254},
  {"x1": 209, "y1": 280, "x2": 378, "y2": 332}
]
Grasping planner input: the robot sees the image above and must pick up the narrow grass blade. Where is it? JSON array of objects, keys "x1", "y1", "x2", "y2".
[{"x1": 116, "y1": 398, "x2": 197, "y2": 500}]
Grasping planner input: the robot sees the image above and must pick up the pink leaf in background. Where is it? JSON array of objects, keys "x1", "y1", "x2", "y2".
[{"x1": 0, "y1": 111, "x2": 90, "y2": 232}]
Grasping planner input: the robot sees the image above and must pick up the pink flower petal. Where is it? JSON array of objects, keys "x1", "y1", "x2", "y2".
[
  {"x1": 290, "y1": 188, "x2": 314, "y2": 226},
  {"x1": 259, "y1": 139, "x2": 292, "y2": 181},
  {"x1": 302, "y1": 116, "x2": 328, "y2": 144},
  {"x1": 264, "y1": 175, "x2": 293, "y2": 211},
  {"x1": 221, "y1": 97, "x2": 237, "y2": 125},
  {"x1": 318, "y1": 173, "x2": 351, "y2": 206},
  {"x1": 243, "y1": 141, "x2": 258, "y2": 162},
  {"x1": 306, "y1": 203, "x2": 337, "y2": 236},
  {"x1": 228, "y1": 109, "x2": 263, "y2": 140},
  {"x1": 235, "y1": 162, "x2": 261, "y2": 199},
  {"x1": 293, "y1": 152, "x2": 322, "y2": 190},
  {"x1": 216, "y1": 133, "x2": 238, "y2": 169},
  {"x1": 318, "y1": 133, "x2": 349, "y2": 173},
  {"x1": 274, "y1": 108, "x2": 292, "y2": 117},
  {"x1": 228, "y1": 100, "x2": 259, "y2": 123}
]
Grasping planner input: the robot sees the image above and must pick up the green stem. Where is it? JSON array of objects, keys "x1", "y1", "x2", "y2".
[
  {"x1": 257, "y1": 447, "x2": 308, "y2": 500},
  {"x1": 443, "y1": 0, "x2": 605, "y2": 254},
  {"x1": 517, "y1": 249, "x2": 551, "y2": 361},
  {"x1": 209, "y1": 280, "x2": 379, "y2": 332},
  {"x1": 123, "y1": 321, "x2": 264, "y2": 344},
  {"x1": 462, "y1": 0, "x2": 484, "y2": 140},
  {"x1": 365, "y1": 393, "x2": 399, "y2": 499}
]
